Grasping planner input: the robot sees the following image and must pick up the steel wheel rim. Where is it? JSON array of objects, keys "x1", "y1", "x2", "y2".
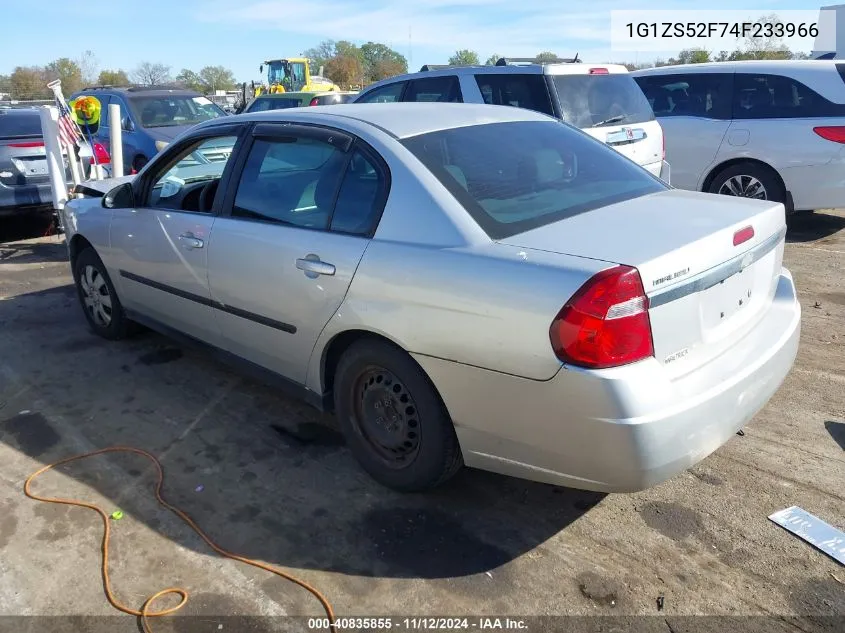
[
  {"x1": 718, "y1": 175, "x2": 767, "y2": 200},
  {"x1": 79, "y1": 264, "x2": 113, "y2": 327},
  {"x1": 351, "y1": 366, "x2": 420, "y2": 468}
]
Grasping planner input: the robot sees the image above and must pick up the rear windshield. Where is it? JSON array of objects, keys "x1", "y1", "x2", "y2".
[
  {"x1": 401, "y1": 120, "x2": 665, "y2": 239},
  {"x1": 553, "y1": 75, "x2": 655, "y2": 128},
  {"x1": 129, "y1": 95, "x2": 226, "y2": 128},
  {"x1": 247, "y1": 98, "x2": 302, "y2": 112},
  {"x1": 0, "y1": 112, "x2": 42, "y2": 138}
]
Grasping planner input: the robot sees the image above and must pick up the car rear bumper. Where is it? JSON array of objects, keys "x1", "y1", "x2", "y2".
[
  {"x1": 413, "y1": 268, "x2": 800, "y2": 492},
  {"x1": 780, "y1": 160, "x2": 845, "y2": 210},
  {"x1": 0, "y1": 182, "x2": 54, "y2": 215}
]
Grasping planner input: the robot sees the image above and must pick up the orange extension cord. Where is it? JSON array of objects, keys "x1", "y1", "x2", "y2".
[{"x1": 24, "y1": 446, "x2": 336, "y2": 633}]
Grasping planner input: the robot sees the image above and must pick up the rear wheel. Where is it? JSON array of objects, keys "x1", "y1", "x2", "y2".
[
  {"x1": 73, "y1": 248, "x2": 135, "y2": 340},
  {"x1": 708, "y1": 162, "x2": 785, "y2": 206},
  {"x1": 333, "y1": 340, "x2": 463, "y2": 492}
]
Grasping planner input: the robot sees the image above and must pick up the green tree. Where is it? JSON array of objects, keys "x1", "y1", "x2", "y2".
[
  {"x1": 669, "y1": 48, "x2": 711, "y2": 65},
  {"x1": 176, "y1": 69, "x2": 204, "y2": 91},
  {"x1": 360, "y1": 42, "x2": 407, "y2": 82},
  {"x1": 198, "y1": 66, "x2": 236, "y2": 92},
  {"x1": 535, "y1": 51, "x2": 559, "y2": 62},
  {"x1": 131, "y1": 62, "x2": 171, "y2": 86},
  {"x1": 9, "y1": 66, "x2": 49, "y2": 100},
  {"x1": 448, "y1": 49, "x2": 480, "y2": 66},
  {"x1": 325, "y1": 54, "x2": 364, "y2": 89},
  {"x1": 485, "y1": 54, "x2": 501, "y2": 65},
  {"x1": 45, "y1": 58, "x2": 83, "y2": 94},
  {"x1": 97, "y1": 69, "x2": 130, "y2": 86},
  {"x1": 302, "y1": 39, "x2": 338, "y2": 71}
]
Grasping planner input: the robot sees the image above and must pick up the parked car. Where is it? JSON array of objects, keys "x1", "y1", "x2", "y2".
[
  {"x1": 351, "y1": 57, "x2": 670, "y2": 182},
  {"x1": 0, "y1": 108, "x2": 70, "y2": 218},
  {"x1": 69, "y1": 86, "x2": 229, "y2": 175},
  {"x1": 243, "y1": 91, "x2": 358, "y2": 113},
  {"x1": 632, "y1": 60, "x2": 845, "y2": 212},
  {"x1": 60, "y1": 103, "x2": 799, "y2": 493}
]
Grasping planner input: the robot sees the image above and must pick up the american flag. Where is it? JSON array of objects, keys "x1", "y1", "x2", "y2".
[{"x1": 47, "y1": 79, "x2": 84, "y2": 150}]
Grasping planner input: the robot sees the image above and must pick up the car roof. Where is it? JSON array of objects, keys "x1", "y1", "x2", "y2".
[
  {"x1": 631, "y1": 59, "x2": 843, "y2": 76},
  {"x1": 223, "y1": 102, "x2": 554, "y2": 138},
  {"x1": 73, "y1": 86, "x2": 204, "y2": 98}
]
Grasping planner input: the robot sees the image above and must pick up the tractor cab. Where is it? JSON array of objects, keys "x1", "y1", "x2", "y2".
[{"x1": 258, "y1": 58, "x2": 341, "y2": 95}]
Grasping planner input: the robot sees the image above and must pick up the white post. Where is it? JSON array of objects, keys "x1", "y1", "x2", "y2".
[
  {"x1": 109, "y1": 102, "x2": 123, "y2": 177},
  {"x1": 38, "y1": 106, "x2": 68, "y2": 210}
]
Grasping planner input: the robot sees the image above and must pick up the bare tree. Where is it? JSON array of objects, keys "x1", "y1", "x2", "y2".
[
  {"x1": 131, "y1": 62, "x2": 172, "y2": 86},
  {"x1": 78, "y1": 50, "x2": 99, "y2": 86}
]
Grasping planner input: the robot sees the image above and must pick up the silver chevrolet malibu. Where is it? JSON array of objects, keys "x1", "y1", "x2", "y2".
[{"x1": 60, "y1": 103, "x2": 801, "y2": 493}]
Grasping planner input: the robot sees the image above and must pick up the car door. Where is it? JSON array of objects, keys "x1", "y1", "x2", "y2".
[
  {"x1": 108, "y1": 95, "x2": 143, "y2": 173},
  {"x1": 109, "y1": 125, "x2": 246, "y2": 346},
  {"x1": 634, "y1": 72, "x2": 733, "y2": 191},
  {"x1": 207, "y1": 122, "x2": 389, "y2": 385}
]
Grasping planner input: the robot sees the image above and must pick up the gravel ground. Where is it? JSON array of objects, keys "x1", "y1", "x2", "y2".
[{"x1": 0, "y1": 210, "x2": 843, "y2": 633}]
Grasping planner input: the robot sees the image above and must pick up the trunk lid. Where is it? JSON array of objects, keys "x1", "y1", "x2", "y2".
[{"x1": 499, "y1": 188, "x2": 787, "y2": 377}]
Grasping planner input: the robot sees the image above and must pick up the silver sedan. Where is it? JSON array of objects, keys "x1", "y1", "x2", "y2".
[{"x1": 60, "y1": 103, "x2": 801, "y2": 492}]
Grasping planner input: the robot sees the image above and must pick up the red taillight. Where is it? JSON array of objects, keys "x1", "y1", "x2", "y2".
[
  {"x1": 89, "y1": 142, "x2": 111, "y2": 165},
  {"x1": 733, "y1": 225, "x2": 755, "y2": 246},
  {"x1": 8, "y1": 141, "x2": 44, "y2": 148},
  {"x1": 309, "y1": 98, "x2": 319, "y2": 106},
  {"x1": 550, "y1": 265, "x2": 654, "y2": 369},
  {"x1": 813, "y1": 126, "x2": 845, "y2": 143},
  {"x1": 589, "y1": 68, "x2": 609, "y2": 74}
]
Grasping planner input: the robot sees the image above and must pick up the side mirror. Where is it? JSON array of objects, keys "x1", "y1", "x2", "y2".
[
  {"x1": 121, "y1": 116, "x2": 135, "y2": 132},
  {"x1": 260, "y1": 64, "x2": 264, "y2": 73},
  {"x1": 103, "y1": 182, "x2": 134, "y2": 209}
]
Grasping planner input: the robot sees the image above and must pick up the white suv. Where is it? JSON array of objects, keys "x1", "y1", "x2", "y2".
[
  {"x1": 352, "y1": 57, "x2": 670, "y2": 182},
  {"x1": 632, "y1": 60, "x2": 845, "y2": 212}
]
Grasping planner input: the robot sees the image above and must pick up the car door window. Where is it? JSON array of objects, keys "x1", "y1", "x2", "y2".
[
  {"x1": 330, "y1": 149, "x2": 388, "y2": 235},
  {"x1": 404, "y1": 76, "x2": 462, "y2": 102},
  {"x1": 732, "y1": 72, "x2": 845, "y2": 119},
  {"x1": 635, "y1": 73, "x2": 733, "y2": 120},
  {"x1": 146, "y1": 135, "x2": 238, "y2": 212},
  {"x1": 473, "y1": 73, "x2": 555, "y2": 116},
  {"x1": 232, "y1": 136, "x2": 349, "y2": 228},
  {"x1": 98, "y1": 96, "x2": 112, "y2": 130},
  {"x1": 355, "y1": 82, "x2": 406, "y2": 103}
]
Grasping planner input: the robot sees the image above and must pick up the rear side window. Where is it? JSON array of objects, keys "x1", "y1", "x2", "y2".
[
  {"x1": 554, "y1": 75, "x2": 655, "y2": 128},
  {"x1": 98, "y1": 96, "x2": 112, "y2": 128},
  {"x1": 732, "y1": 72, "x2": 845, "y2": 119},
  {"x1": 248, "y1": 98, "x2": 301, "y2": 112},
  {"x1": 356, "y1": 82, "x2": 406, "y2": 103},
  {"x1": 404, "y1": 76, "x2": 462, "y2": 102},
  {"x1": 0, "y1": 112, "x2": 42, "y2": 138},
  {"x1": 634, "y1": 73, "x2": 733, "y2": 120},
  {"x1": 402, "y1": 120, "x2": 665, "y2": 239},
  {"x1": 473, "y1": 74, "x2": 555, "y2": 117}
]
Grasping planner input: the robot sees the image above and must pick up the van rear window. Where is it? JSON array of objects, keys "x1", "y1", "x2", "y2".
[
  {"x1": 553, "y1": 75, "x2": 655, "y2": 128},
  {"x1": 0, "y1": 112, "x2": 43, "y2": 138}
]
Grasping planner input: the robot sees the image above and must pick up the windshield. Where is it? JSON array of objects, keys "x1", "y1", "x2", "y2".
[
  {"x1": 553, "y1": 75, "x2": 655, "y2": 128},
  {"x1": 267, "y1": 61, "x2": 287, "y2": 85},
  {"x1": 130, "y1": 95, "x2": 226, "y2": 128},
  {"x1": 401, "y1": 120, "x2": 665, "y2": 239}
]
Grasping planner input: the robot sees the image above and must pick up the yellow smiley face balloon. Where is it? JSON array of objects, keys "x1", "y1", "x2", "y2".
[{"x1": 69, "y1": 95, "x2": 102, "y2": 128}]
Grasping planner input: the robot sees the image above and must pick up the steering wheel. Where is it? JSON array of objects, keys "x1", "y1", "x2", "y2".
[{"x1": 198, "y1": 180, "x2": 218, "y2": 212}]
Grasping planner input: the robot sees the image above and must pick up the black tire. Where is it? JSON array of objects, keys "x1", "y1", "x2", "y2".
[
  {"x1": 708, "y1": 162, "x2": 786, "y2": 206},
  {"x1": 73, "y1": 248, "x2": 135, "y2": 340},
  {"x1": 333, "y1": 339, "x2": 463, "y2": 492}
]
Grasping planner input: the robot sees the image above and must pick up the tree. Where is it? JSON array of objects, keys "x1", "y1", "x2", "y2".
[
  {"x1": 198, "y1": 66, "x2": 236, "y2": 92},
  {"x1": 302, "y1": 39, "x2": 338, "y2": 71},
  {"x1": 97, "y1": 69, "x2": 130, "y2": 86},
  {"x1": 485, "y1": 54, "x2": 500, "y2": 65},
  {"x1": 44, "y1": 58, "x2": 82, "y2": 95},
  {"x1": 175, "y1": 69, "x2": 204, "y2": 91},
  {"x1": 669, "y1": 48, "x2": 711, "y2": 65},
  {"x1": 78, "y1": 50, "x2": 99, "y2": 85},
  {"x1": 324, "y1": 54, "x2": 364, "y2": 89},
  {"x1": 131, "y1": 62, "x2": 171, "y2": 86},
  {"x1": 360, "y1": 42, "x2": 407, "y2": 82},
  {"x1": 9, "y1": 66, "x2": 49, "y2": 100},
  {"x1": 535, "y1": 51, "x2": 559, "y2": 62},
  {"x1": 448, "y1": 49, "x2": 480, "y2": 66}
]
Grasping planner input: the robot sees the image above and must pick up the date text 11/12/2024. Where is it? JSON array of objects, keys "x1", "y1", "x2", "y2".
[{"x1": 307, "y1": 617, "x2": 528, "y2": 630}]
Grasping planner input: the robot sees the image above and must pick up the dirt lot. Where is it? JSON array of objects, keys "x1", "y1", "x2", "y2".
[{"x1": 0, "y1": 211, "x2": 843, "y2": 632}]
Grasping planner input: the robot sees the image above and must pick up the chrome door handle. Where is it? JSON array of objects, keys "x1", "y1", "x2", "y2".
[
  {"x1": 178, "y1": 233, "x2": 204, "y2": 249},
  {"x1": 296, "y1": 255, "x2": 336, "y2": 277}
]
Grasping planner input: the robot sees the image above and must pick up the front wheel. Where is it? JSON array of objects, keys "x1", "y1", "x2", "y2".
[
  {"x1": 333, "y1": 340, "x2": 463, "y2": 492},
  {"x1": 73, "y1": 248, "x2": 135, "y2": 340}
]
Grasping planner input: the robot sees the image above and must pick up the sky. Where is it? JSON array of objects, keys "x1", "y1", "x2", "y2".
[{"x1": 0, "y1": 0, "x2": 831, "y2": 83}]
